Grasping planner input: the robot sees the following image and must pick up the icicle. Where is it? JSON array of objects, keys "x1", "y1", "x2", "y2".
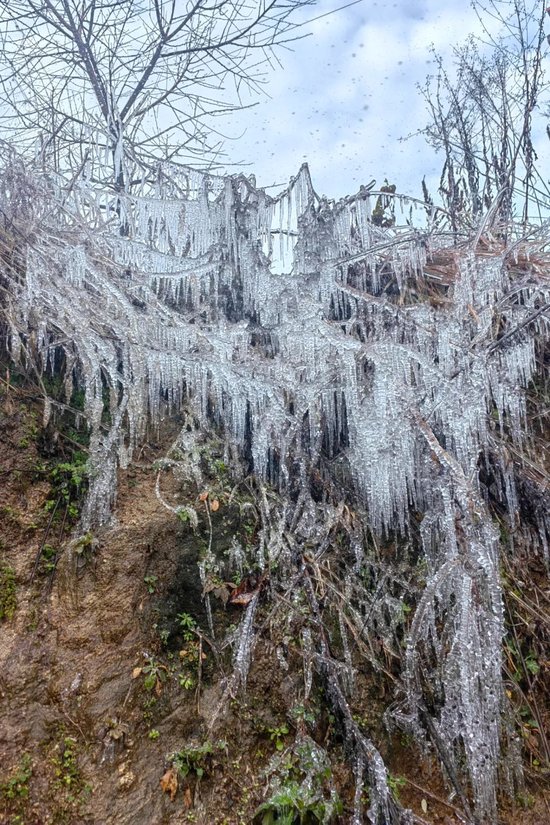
[{"x1": 232, "y1": 591, "x2": 259, "y2": 689}]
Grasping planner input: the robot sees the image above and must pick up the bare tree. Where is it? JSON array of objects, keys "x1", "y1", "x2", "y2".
[
  {"x1": 420, "y1": 0, "x2": 550, "y2": 230},
  {"x1": 0, "y1": 0, "x2": 314, "y2": 191}
]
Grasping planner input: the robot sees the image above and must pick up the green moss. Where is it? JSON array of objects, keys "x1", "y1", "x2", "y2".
[{"x1": 0, "y1": 562, "x2": 16, "y2": 621}]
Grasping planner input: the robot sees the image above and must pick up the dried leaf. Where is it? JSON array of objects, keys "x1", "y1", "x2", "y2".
[
  {"x1": 154, "y1": 678, "x2": 163, "y2": 696},
  {"x1": 421, "y1": 798, "x2": 428, "y2": 814},
  {"x1": 183, "y1": 786, "x2": 193, "y2": 809},
  {"x1": 228, "y1": 572, "x2": 266, "y2": 606},
  {"x1": 199, "y1": 491, "x2": 208, "y2": 501},
  {"x1": 467, "y1": 303, "x2": 480, "y2": 324},
  {"x1": 229, "y1": 589, "x2": 258, "y2": 606},
  {"x1": 212, "y1": 585, "x2": 230, "y2": 605},
  {"x1": 132, "y1": 666, "x2": 142, "y2": 679},
  {"x1": 160, "y1": 767, "x2": 178, "y2": 801},
  {"x1": 210, "y1": 498, "x2": 219, "y2": 512}
]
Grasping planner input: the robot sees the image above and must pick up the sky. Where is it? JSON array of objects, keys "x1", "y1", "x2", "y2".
[{"x1": 220, "y1": 0, "x2": 486, "y2": 199}]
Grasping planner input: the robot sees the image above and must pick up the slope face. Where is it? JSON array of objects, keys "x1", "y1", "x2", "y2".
[{"x1": 1, "y1": 155, "x2": 549, "y2": 822}]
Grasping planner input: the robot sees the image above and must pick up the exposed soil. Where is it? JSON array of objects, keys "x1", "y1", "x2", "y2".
[{"x1": 1, "y1": 385, "x2": 548, "y2": 825}]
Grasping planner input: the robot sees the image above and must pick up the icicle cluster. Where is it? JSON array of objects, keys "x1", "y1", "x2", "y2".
[{"x1": 2, "y1": 156, "x2": 549, "y2": 821}]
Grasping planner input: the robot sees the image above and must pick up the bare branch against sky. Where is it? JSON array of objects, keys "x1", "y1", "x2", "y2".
[{"x1": 0, "y1": 0, "x2": 316, "y2": 188}]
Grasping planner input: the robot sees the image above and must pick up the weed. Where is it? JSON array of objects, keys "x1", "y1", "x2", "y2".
[
  {"x1": 0, "y1": 753, "x2": 32, "y2": 801},
  {"x1": 387, "y1": 774, "x2": 406, "y2": 801},
  {"x1": 176, "y1": 611, "x2": 196, "y2": 641},
  {"x1": 52, "y1": 736, "x2": 81, "y2": 792},
  {"x1": 290, "y1": 705, "x2": 317, "y2": 729},
  {"x1": 40, "y1": 543, "x2": 57, "y2": 573},
  {"x1": 254, "y1": 736, "x2": 341, "y2": 824},
  {"x1": 178, "y1": 673, "x2": 195, "y2": 690},
  {"x1": 171, "y1": 740, "x2": 227, "y2": 781},
  {"x1": 144, "y1": 574, "x2": 158, "y2": 594},
  {"x1": 148, "y1": 729, "x2": 160, "y2": 741},
  {"x1": 142, "y1": 656, "x2": 168, "y2": 692},
  {"x1": 46, "y1": 453, "x2": 88, "y2": 523},
  {"x1": 267, "y1": 724, "x2": 289, "y2": 752},
  {"x1": 0, "y1": 504, "x2": 23, "y2": 528}
]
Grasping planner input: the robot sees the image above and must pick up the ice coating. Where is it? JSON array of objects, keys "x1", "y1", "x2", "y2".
[{"x1": 3, "y1": 156, "x2": 549, "y2": 821}]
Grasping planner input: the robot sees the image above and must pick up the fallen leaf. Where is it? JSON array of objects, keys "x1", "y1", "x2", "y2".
[
  {"x1": 199, "y1": 491, "x2": 209, "y2": 501},
  {"x1": 183, "y1": 786, "x2": 193, "y2": 809},
  {"x1": 210, "y1": 499, "x2": 219, "y2": 512},
  {"x1": 229, "y1": 590, "x2": 258, "y2": 606},
  {"x1": 212, "y1": 585, "x2": 230, "y2": 605},
  {"x1": 160, "y1": 767, "x2": 178, "y2": 801},
  {"x1": 228, "y1": 572, "x2": 267, "y2": 606},
  {"x1": 421, "y1": 798, "x2": 428, "y2": 814},
  {"x1": 132, "y1": 666, "x2": 142, "y2": 679}
]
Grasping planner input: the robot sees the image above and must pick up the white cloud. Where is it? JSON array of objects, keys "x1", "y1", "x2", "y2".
[{"x1": 218, "y1": 1, "x2": 502, "y2": 198}]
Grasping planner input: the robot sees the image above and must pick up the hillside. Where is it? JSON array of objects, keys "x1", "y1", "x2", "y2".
[{"x1": 0, "y1": 153, "x2": 549, "y2": 824}]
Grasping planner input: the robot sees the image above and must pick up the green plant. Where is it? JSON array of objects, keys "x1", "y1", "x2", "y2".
[
  {"x1": 50, "y1": 457, "x2": 87, "y2": 497},
  {"x1": 148, "y1": 729, "x2": 160, "y2": 741},
  {"x1": 52, "y1": 736, "x2": 81, "y2": 791},
  {"x1": 255, "y1": 781, "x2": 336, "y2": 824},
  {"x1": 524, "y1": 652, "x2": 540, "y2": 676},
  {"x1": 157, "y1": 626, "x2": 170, "y2": 646},
  {"x1": 171, "y1": 740, "x2": 227, "y2": 781},
  {"x1": 290, "y1": 705, "x2": 317, "y2": 729},
  {"x1": 268, "y1": 724, "x2": 289, "y2": 752},
  {"x1": 0, "y1": 562, "x2": 16, "y2": 621},
  {"x1": 0, "y1": 753, "x2": 32, "y2": 801},
  {"x1": 387, "y1": 774, "x2": 406, "y2": 801},
  {"x1": 40, "y1": 544, "x2": 57, "y2": 573},
  {"x1": 142, "y1": 657, "x2": 168, "y2": 692},
  {"x1": 176, "y1": 611, "x2": 196, "y2": 641},
  {"x1": 254, "y1": 736, "x2": 341, "y2": 824},
  {"x1": 143, "y1": 575, "x2": 158, "y2": 594},
  {"x1": 213, "y1": 459, "x2": 228, "y2": 476},
  {"x1": 0, "y1": 504, "x2": 23, "y2": 527},
  {"x1": 47, "y1": 454, "x2": 88, "y2": 522},
  {"x1": 178, "y1": 673, "x2": 195, "y2": 690}
]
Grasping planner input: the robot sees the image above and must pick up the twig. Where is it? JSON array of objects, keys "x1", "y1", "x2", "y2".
[
  {"x1": 403, "y1": 777, "x2": 471, "y2": 822},
  {"x1": 29, "y1": 498, "x2": 60, "y2": 583}
]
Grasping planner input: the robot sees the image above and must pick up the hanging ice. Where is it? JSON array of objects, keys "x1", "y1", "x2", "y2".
[{"x1": 2, "y1": 151, "x2": 549, "y2": 821}]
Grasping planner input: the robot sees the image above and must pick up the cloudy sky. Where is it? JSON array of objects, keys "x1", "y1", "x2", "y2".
[{"x1": 220, "y1": 0, "x2": 487, "y2": 199}]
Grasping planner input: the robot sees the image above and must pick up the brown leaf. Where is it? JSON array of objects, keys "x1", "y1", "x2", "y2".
[
  {"x1": 183, "y1": 786, "x2": 193, "y2": 809},
  {"x1": 228, "y1": 572, "x2": 267, "y2": 606},
  {"x1": 132, "y1": 666, "x2": 142, "y2": 679},
  {"x1": 160, "y1": 768, "x2": 178, "y2": 801},
  {"x1": 210, "y1": 499, "x2": 219, "y2": 512},
  {"x1": 199, "y1": 491, "x2": 209, "y2": 501},
  {"x1": 229, "y1": 589, "x2": 258, "y2": 606},
  {"x1": 212, "y1": 585, "x2": 230, "y2": 605},
  {"x1": 155, "y1": 678, "x2": 163, "y2": 696}
]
